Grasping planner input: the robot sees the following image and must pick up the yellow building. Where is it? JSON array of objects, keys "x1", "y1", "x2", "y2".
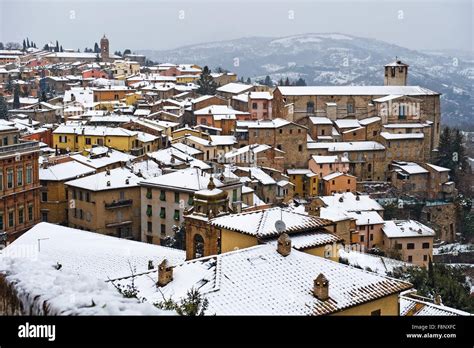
[
  {"x1": 53, "y1": 125, "x2": 138, "y2": 153},
  {"x1": 112, "y1": 60, "x2": 141, "y2": 79},
  {"x1": 287, "y1": 169, "x2": 319, "y2": 198},
  {"x1": 65, "y1": 167, "x2": 142, "y2": 240},
  {"x1": 92, "y1": 86, "x2": 136, "y2": 103},
  {"x1": 39, "y1": 159, "x2": 96, "y2": 224},
  {"x1": 176, "y1": 74, "x2": 199, "y2": 84}
]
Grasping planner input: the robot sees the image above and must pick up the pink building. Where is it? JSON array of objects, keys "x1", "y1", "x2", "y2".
[
  {"x1": 82, "y1": 69, "x2": 108, "y2": 79},
  {"x1": 248, "y1": 92, "x2": 272, "y2": 120},
  {"x1": 308, "y1": 155, "x2": 350, "y2": 179}
]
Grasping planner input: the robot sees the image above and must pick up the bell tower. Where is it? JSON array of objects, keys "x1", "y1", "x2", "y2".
[
  {"x1": 384, "y1": 59, "x2": 409, "y2": 86},
  {"x1": 100, "y1": 35, "x2": 110, "y2": 62},
  {"x1": 184, "y1": 176, "x2": 229, "y2": 260}
]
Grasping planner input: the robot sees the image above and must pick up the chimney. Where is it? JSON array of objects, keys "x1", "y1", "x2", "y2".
[
  {"x1": 313, "y1": 273, "x2": 329, "y2": 301},
  {"x1": 157, "y1": 259, "x2": 173, "y2": 287},
  {"x1": 434, "y1": 294, "x2": 442, "y2": 305},
  {"x1": 339, "y1": 196, "x2": 344, "y2": 203},
  {"x1": 106, "y1": 180, "x2": 111, "y2": 187},
  {"x1": 148, "y1": 260, "x2": 154, "y2": 270},
  {"x1": 277, "y1": 233, "x2": 291, "y2": 256},
  {"x1": 356, "y1": 193, "x2": 360, "y2": 201}
]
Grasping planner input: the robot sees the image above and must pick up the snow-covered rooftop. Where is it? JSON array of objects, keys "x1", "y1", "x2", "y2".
[
  {"x1": 65, "y1": 167, "x2": 141, "y2": 191},
  {"x1": 382, "y1": 220, "x2": 435, "y2": 239},
  {"x1": 400, "y1": 295, "x2": 471, "y2": 316},
  {"x1": 216, "y1": 82, "x2": 253, "y2": 94},
  {"x1": 39, "y1": 160, "x2": 96, "y2": 181},
  {"x1": 307, "y1": 141, "x2": 385, "y2": 152},
  {"x1": 112, "y1": 244, "x2": 412, "y2": 315},
  {"x1": 210, "y1": 207, "x2": 333, "y2": 238},
  {"x1": 381, "y1": 132, "x2": 424, "y2": 140},
  {"x1": 277, "y1": 85, "x2": 438, "y2": 96},
  {"x1": 320, "y1": 192, "x2": 384, "y2": 213}
]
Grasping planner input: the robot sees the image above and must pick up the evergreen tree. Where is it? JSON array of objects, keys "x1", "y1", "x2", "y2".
[
  {"x1": 296, "y1": 77, "x2": 307, "y2": 86},
  {"x1": 22, "y1": 39, "x2": 26, "y2": 51},
  {"x1": 94, "y1": 42, "x2": 100, "y2": 53},
  {"x1": 0, "y1": 95, "x2": 8, "y2": 120},
  {"x1": 196, "y1": 66, "x2": 217, "y2": 95},
  {"x1": 60, "y1": 45, "x2": 63, "y2": 52},
  {"x1": 13, "y1": 85, "x2": 20, "y2": 109},
  {"x1": 284, "y1": 77, "x2": 290, "y2": 86},
  {"x1": 246, "y1": 77, "x2": 251, "y2": 84},
  {"x1": 278, "y1": 78, "x2": 284, "y2": 86},
  {"x1": 0, "y1": 42, "x2": 4, "y2": 50},
  {"x1": 55, "y1": 40, "x2": 59, "y2": 52},
  {"x1": 26, "y1": 38, "x2": 30, "y2": 48},
  {"x1": 123, "y1": 49, "x2": 131, "y2": 56},
  {"x1": 264, "y1": 75, "x2": 272, "y2": 87},
  {"x1": 239, "y1": 76, "x2": 244, "y2": 83}
]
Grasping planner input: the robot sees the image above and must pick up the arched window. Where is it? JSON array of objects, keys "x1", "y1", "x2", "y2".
[{"x1": 193, "y1": 234, "x2": 204, "y2": 259}]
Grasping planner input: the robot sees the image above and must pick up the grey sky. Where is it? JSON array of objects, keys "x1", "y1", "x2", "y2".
[{"x1": 1, "y1": 0, "x2": 472, "y2": 53}]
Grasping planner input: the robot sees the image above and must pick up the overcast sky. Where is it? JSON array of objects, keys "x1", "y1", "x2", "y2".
[{"x1": 1, "y1": 0, "x2": 472, "y2": 53}]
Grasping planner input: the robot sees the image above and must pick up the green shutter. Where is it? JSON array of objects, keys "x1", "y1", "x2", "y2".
[
  {"x1": 174, "y1": 210, "x2": 180, "y2": 221},
  {"x1": 146, "y1": 206, "x2": 152, "y2": 217},
  {"x1": 160, "y1": 190, "x2": 166, "y2": 201}
]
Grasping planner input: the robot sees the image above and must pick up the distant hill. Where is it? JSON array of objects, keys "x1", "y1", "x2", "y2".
[{"x1": 139, "y1": 33, "x2": 473, "y2": 129}]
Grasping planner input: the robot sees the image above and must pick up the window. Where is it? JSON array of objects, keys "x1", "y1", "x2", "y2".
[
  {"x1": 8, "y1": 211, "x2": 14, "y2": 227},
  {"x1": 371, "y1": 309, "x2": 381, "y2": 316},
  {"x1": 146, "y1": 205, "x2": 152, "y2": 217},
  {"x1": 232, "y1": 189, "x2": 238, "y2": 201},
  {"x1": 279, "y1": 129, "x2": 282, "y2": 134},
  {"x1": 370, "y1": 234, "x2": 373, "y2": 241},
  {"x1": 306, "y1": 101, "x2": 314, "y2": 114},
  {"x1": 161, "y1": 224, "x2": 166, "y2": 236},
  {"x1": 7, "y1": 168, "x2": 13, "y2": 189},
  {"x1": 188, "y1": 195, "x2": 194, "y2": 205},
  {"x1": 79, "y1": 209, "x2": 83, "y2": 220},
  {"x1": 146, "y1": 188, "x2": 152, "y2": 199},
  {"x1": 408, "y1": 255, "x2": 413, "y2": 262},
  {"x1": 252, "y1": 103, "x2": 257, "y2": 109},
  {"x1": 368, "y1": 163, "x2": 372, "y2": 172},
  {"x1": 347, "y1": 179, "x2": 351, "y2": 184},
  {"x1": 86, "y1": 192, "x2": 90, "y2": 202},
  {"x1": 17, "y1": 167, "x2": 23, "y2": 186},
  {"x1": 160, "y1": 207, "x2": 166, "y2": 219},
  {"x1": 160, "y1": 190, "x2": 166, "y2": 201},
  {"x1": 0, "y1": 172, "x2": 2, "y2": 190},
  {"x1": 28, "y1": 205, "x2": 33, "y2": 221},
  {"x1": 332, "y1": 180, "x2": 335, "y2": 185},
  {"x1": 423, "y1": 255, "x2": 428, "y2": 262},
  {"x1": 321, "y1": 129, "x2": 325, "y2": 136},
  {"x1": 3, "y1": 137, "x2": 7, "y2": 146},
  {"x1": 0, "y1": 212, "x2": 3, "y2": 230},
  {"x1": 79, "y1": 191, "x2": 83, "y2": 201},
  {"x1": 426, "y1": 212, "x2": 431, "y2": 222},
  {"x1": 59, "y1": 135, "x2": 67, "y2": 143},
  {"x1": 298, "y1": 144, "x2": 302, "y2": 151},
  {"x1": 360, "y1": 235, "x2": 365, "y2": 242},
  {"x1": 18, "y1": 207, "x2": 24, "y2": 224},
  {"x1": 407, "y1": 243, "x2": 415, "y2": 250},
  {"x1": 289, "y1": 129, "x2": 293, "y2": 134},
  {"x1": 147, "y1": 221, "x2": 152, "y2": 233},
  {"x1": 146, "y1": 235, "x2": 153, "y2": 244},
  {"x1": 26, "y1": 166, "x2": 33, "y2": 184},
  {"x1": 277, "y1": 144, "x2": 282, "y2": 150},
  {"x1": 174, "y1": 192, "x2": 180, "y2": 203},
  {"x1": 41, "y1": 191, "x2": 48, "y2": 202},
  {"x1": 73, "y1": 189, "x2": 77, "y2": 199},
  {"x1": 422, "y1": 242, "x2": 430, "y2": 249},
  {"x1": 347, "y1": 103, "x2": 354, "y2": 114},
  {"x1": 41, "y1": 212, "x2": 48, "y2": 222},
  {"x1": 119, "y1": 191, "x2": 125, "y2": 201},
  {"x1": 373, "y1": 130, "x2": 377, "y2": 137},
  {"x1": 85, "y1": 138, "x2": 91, "y2": 145},
  {"x1": 174, "y1": 210, "x2": 180, "y2": 221}
]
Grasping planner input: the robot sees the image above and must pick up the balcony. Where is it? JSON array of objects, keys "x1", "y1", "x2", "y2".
[
  {"x1": 106, "y1": 220, "x2": 132, "y2": 228},
  {"x1": 104, "y1": 199, "x2": 133, "y2": 209},
  {"x1": 0, "y1": 141, "x2": 40, "y2": 158}
]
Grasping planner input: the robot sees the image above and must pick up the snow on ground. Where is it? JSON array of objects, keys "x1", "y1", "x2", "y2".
[
  {"x1": 338, "y1": 249, "x2": 412, "y2": 276},
  {"x1": 0, "y1": 257, "x2": 171, "y2": 315},
  {"x1": 434, "y1": 243, "x2": 473, "y2": 255}
]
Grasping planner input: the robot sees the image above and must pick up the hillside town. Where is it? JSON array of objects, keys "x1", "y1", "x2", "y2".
[{"x1": 0, "y1": 35, "x2": 472, "y2": 317}]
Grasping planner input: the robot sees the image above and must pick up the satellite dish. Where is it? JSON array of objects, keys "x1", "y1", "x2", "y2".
[{"x1": 275, "y1": 220, "x2": 286, "y2": 233}]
